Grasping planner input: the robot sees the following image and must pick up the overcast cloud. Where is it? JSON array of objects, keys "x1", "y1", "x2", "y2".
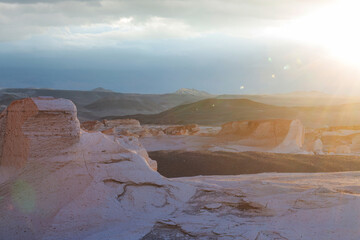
[
  {"x1": 0, "y1": 0, "x2": 334, "y2": 43},
  {"x1": 1, "y1": 0, "x2": 359, "y2": 95}
]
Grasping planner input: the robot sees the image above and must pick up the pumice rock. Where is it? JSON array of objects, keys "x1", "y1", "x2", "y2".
[{"x1": 0, "y1": 97, "x2": 80, "y2": 168}]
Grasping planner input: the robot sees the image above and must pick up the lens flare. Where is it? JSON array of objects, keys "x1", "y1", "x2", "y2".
[
  {"x1": 266, "y1": 0, "x2": 360, "y2": 67},
  {"x1": 11, "y1": 180, "x2": 36, "y2": 213}
]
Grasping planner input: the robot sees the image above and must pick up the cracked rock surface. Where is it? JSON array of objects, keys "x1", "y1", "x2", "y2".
[{"x1": 1, "y1": 98, "x2": 360, "y2": 240}]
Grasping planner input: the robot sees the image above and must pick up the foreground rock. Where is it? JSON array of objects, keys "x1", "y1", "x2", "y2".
[
  {"x1": 0, "y1": 97, "x2": 80, "y2": 168},
  {"x1": 2, "y1": 98, "x2": 360, "y2": 239}
]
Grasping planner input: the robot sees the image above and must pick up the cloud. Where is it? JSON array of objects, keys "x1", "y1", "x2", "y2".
[{"x1": 0, "y1": 0, "x2": 335, "y2": 44}]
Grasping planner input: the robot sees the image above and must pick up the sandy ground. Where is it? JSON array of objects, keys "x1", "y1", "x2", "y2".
[{"x1": 149, "y1": 150, "x2": 360, "y2": 177}]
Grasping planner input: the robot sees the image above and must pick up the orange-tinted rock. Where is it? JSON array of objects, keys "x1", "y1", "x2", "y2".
[
  {"x1": 303, "y1": 126, "x2": 360, "y2": 154},
  {"x1": 164, "y1": 124, "x2": 200, "y2": 136},
  {"x1": 336, "y1": 145, "x2": 351, "y2": 154},
  {"x1": 81, "y1": 120, "x2": 104, "y2": 131},
  {"x1": 101, "y1": 128, "x2": 115, "y2": 135},
  {"x1": 0, "y1": 97, "x2": 80, "y2": 168},
  {"x1": 218, "y1": 119, "x2": 304, "y2": 150}
]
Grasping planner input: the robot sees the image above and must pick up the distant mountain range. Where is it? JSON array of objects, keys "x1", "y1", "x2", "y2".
[
  {"x1": 91, "y1": 87, "x2": 113, "y2": 92},
  {"x1": 216, "y1": 91, "x2": 359, "y2": 107},
  {"x1": 174, "y1": 88, "x2": 212, "y2": 97},
  {"x1": 1, "y1": 88, "x2": 360, "y2": 127},
  {"x1": 0, "y1": 88, "x2": 210, "y2": 121}
]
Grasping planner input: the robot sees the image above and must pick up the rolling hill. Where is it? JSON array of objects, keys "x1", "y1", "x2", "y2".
[
  {"x1": 110, "y1": 98, "x2": 360, "y2": 128},
  {"x1": 217, "y1": 91, "x2": 360, "y2": 107}
]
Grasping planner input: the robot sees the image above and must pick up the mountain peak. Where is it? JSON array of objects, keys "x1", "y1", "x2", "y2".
[
  {"x1": 92, "y1": 87, "x2": 113, "y2": 92},
  {"x1": 175, "y1": 88, "x2": 211, "y2": 96}
]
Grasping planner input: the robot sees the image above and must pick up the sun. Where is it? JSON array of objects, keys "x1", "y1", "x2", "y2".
[{"x1": 268, "y1": 0, "x2": 360, "y2": 67}]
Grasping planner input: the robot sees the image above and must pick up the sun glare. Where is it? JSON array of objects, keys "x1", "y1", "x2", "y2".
[{"x1": 268, "y1": 0, "x2": 360, "y2": 67}]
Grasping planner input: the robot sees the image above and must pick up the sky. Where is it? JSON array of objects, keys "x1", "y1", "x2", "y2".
[{"x1": 0, "y1": 0, "x2": 360, "y2": 94}]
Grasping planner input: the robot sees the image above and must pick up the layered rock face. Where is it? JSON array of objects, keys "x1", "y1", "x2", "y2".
[
  {"x1": 218, "y1": 119, "x2": 305, "y2": 151},
  {"x1": 0, "y1": 97, "x2": 80, "y2": 168}
]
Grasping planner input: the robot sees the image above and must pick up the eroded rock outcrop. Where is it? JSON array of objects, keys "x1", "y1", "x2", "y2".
[
  {"x1": 164, "y1": 124, "x2": 200, "y2": 136},
  {"x1": 303, "y1": 126, "x2": 360, "y2": 154},
  {"x1": 0, "y1": 97, "x2": 80, "y2": 168},
  {"x1": 82, "y1": 119, "x2": 199, "y2": 138},
  {"x1": 81, "y1": 119, "x2": 141, "y2": 132},
  {"x1": 80, "y1": 120, "x2": 104, "y2": 132},
  {"x1": 218, "y1": 119, "x2": 305, "y2": 151}
]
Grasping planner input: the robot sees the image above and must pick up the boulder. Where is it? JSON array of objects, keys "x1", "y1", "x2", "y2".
[
  {"x1": 81, "y1": 120, "x2": 104, "y2": 131},
  {"x1": 0, "y1": 97, "x2": 80, "y2": 168},
  {"x1": 101, "y1": 127, "x2": 115, "y2": 135}
]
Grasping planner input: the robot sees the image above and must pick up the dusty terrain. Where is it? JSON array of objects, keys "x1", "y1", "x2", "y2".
[{"x1": 150, "y1": 150, "x2": 360, "y2": 177}]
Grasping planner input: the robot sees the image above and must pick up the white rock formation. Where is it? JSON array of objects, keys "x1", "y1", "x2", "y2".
[
  {"x1": 2, "y1": 98, "x2": 360, "y2": 240},
  {"x1": 273, "y1": 119, "x2": 305, "y2": 153},
  {"x1": 313, "y1": 138, "x2": 323, "y2": 154}
]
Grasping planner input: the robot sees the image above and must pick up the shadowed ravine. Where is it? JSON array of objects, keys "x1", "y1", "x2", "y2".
[{"x1": 150, "y1": 151, "x2": 360, "y2": 178}]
